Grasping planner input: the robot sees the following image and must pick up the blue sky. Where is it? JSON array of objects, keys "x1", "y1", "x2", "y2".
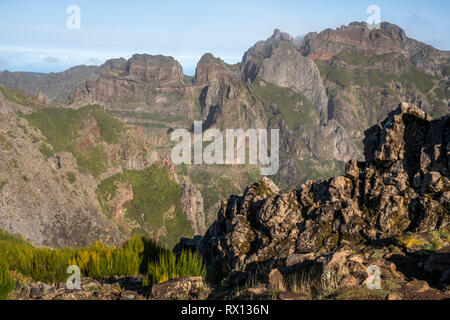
[{"x1": 0, "y1": 0, "x2": 449, "y2": 75}]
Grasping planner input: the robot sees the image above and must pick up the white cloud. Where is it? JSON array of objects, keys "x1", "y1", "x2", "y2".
[{"x1": 42, "y1": 55, "x2": 60, "y2": 63}]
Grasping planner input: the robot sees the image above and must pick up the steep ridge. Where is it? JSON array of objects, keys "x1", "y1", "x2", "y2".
[{"x1": 0, "y1": 65, "x2": 101, "y2": 104}]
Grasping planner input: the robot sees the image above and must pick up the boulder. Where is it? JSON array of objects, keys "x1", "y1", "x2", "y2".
[
  {"x1": 151, "y1": 277, "x2": 204, "y2": 300},
  {"x1": 268, "y1": 269, "x2": 284, "y2": 289}
]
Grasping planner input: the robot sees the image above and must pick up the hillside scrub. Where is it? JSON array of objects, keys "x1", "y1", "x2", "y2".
[
  {"x1": 0, "y1": 260, "x2": 15, "y2": 300},
  {"x1": 21, "y1": 104, "x2": 124, "y2": 177},
  {"x1": 96, "y1": 165, "x2": 194, "y2": 248},
  {"x1": 0, "y1": 229, "x2": 206, "y2": 297}
]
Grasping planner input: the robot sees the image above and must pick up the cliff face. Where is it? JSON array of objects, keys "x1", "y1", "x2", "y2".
[
  {"x1": 242, "y1": 29, "x2": 329, "y2": 121},
  {"x1": 194, "y1": 53, "x2": 240, "y2": 87},
  {"x1": 72, "y1": 54, "x2": 186, "y2": 107},
  {"x1": 239, "y1": 29, "x2": 362, "y2": 182},
  {"x1": 177, "y1": 103, "x2": 449, "y2": 277}
]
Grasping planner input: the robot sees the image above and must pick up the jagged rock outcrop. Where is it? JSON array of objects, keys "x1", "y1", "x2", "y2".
[
  {"x1": 242, "y1": 29, "x2": 329, "y2": 121},
  {"x1": 70, "y1": 54, "x2": 186, "y2": 108},
  {"x1": 194, "y1": 53, "x2": 240, "y2": 87},
  {"x1": 181, "y1": 178, "x2": 206, "y2": 235},
  {"x1": 194, "y1": 53, "x2": 242, "y2": 128},
  {"x1": 176, "y1": 103, "x2": 449, "y2": 279},
  {"x1": 125, "y1": 54, "x2": 185, "y2": 91}
]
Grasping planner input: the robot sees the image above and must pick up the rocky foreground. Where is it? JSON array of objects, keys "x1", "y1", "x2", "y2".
[{"x1": 175, "y1": 103, "x2": 450, "y2": 299}]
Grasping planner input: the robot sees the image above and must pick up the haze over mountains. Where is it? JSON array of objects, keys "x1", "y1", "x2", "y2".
[{"x1": 0, "y1": 21, "x2": 449, "y2": 250}]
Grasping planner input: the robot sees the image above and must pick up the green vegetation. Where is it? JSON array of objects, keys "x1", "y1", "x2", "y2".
[
  {"x1": 424, "y1": 230, "x2": 450, "y2": 251},
  {"x1": 75, "y1": 146, "x2": 106, "y2": 178},
  {"x1": 134, "y1": 122, "x2": 169, "y2": 129},
  {"x1": 0, "y1": 260, "x2": 15, "y2": 300},
  {"x1": 354, "y1": 69, "x2": 398, "y2": 87},
  {"x1": 337, "y1": 51, "x2": 408, "y2": 69},
  {"x1": 0, "y1": 133, "x2": 12, "y2": 149},
  {"x1": 398, "y1": 230, "x2": 450, "y2": 251},
  {"x1": 294, "y1": 157, "x2": 345, "y2": 182},
  {"x1": 337, "y1": 51, "x2": 390, "y2": 66},
  {"x1": 66, "y1": 172, "x2": 76, "y2": 184},
  {"x1": 39, "y1": 144, "x2": 53, "y2": 157},
  {"x1": 90, "y1": 107, "x2": 125, "y2": 143},
  {"x1": 224, "y1": 62, "x2": 240, "y2": 73},
  {"x1": 0, "y1": 229, "x2": 29, "y2": 245},
  {"x1": 0, "y1": 229, "x2": 205, "y2": 293},
  {"x1": 316, "y1": 61, "x2": 353, "y2": 87},
  {"x1": 433, "y1": 87, "x2": 445, "y2": 100},
  {"x1": 0, "y1": 179, "x2": 8, "y2": 191},
  {"x1": 275, "y1": 262, "x2": 340, "y2": 299},
  {"x1": 22, "y1": 105, "x2": 124, "y2": 177},
  {"x1": 96, "y1": 174, "x2": 125, "y2": 215},
  {"x1": 399, "y1": 67, "x2": 435, "y2": 94},
  {"x1": 107, "y1": 110, "x2": 186, "y2": 124},
  {"x1": 0, "y1": 85, "x2": 38, "y2": 107},
  {"x1": 96, "y1": 165, "x2": 194, "y2": 248},
  {"x1": 252, "y1": 78, "x2": 318, "y2": 130},
  {"x1": 442, "y1": 65, "x2": 450, "y2": 77},
  {"x1": 189, "y1": 166, "x2": 242, "y2": 216},
  {"x1": 148, "y1": 249, "x2": 206, "y2": 284},
  {"x1": 254, "y1": 180, "x2": 275, "y2": 197},
  {"x1": 316, "y1": 59, "x2": 436, "y2": 94},
  {"x1": 318, "y1": 60, "x2": 397, "y2": 89},
  {"x1": 333, "y1": 285, "x2": 390, "y2": 300},
  {"x1": 125, "y1": 166, "x2": 193, "y2": 247}
]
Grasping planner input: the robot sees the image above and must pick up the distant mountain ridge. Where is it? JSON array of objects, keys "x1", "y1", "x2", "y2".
[{"x1": 0, "y1": 21, "x2": 449, "y2": 249}]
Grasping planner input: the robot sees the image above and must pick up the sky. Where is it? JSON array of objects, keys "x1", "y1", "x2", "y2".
[{"x1": 0, "y1": 0, "x2": 449, "y2": 75}]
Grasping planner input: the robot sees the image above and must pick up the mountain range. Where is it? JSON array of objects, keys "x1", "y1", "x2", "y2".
[{"x1": 0, "y1": 21, "x2": 449, "y2": 251}]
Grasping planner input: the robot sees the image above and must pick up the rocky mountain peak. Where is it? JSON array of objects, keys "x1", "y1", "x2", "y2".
[
  {"x1": 301, "y1": 21, "x2": 449, "y2": 76},
  {"x1": 241, "y1": 29, "x2": 295, "y2": 70},
  {"x1": 301, "y1": 21, "x2": 410, "y2": 59},
  {"x1": 272, "y1": 28, "x2": 293, "y2": 42},
  {"x1": 99, "y1": 57, "x2": 127, "y2": 72},
  {"x1": 125, "y1": 54, "x2": 185, "y2": 88},
  {"x1": 69, "y1": 53, "x2": 186, "y2": 106},
  {"x1": 345, "y1": 21, "x2": 408, "y2": 42},
  {"x1": 194, "y1": 53, "x2": 239, "y2": 86},
  {"x1": 241, "y1": 28, "x2": 329, "y2": 121}
]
